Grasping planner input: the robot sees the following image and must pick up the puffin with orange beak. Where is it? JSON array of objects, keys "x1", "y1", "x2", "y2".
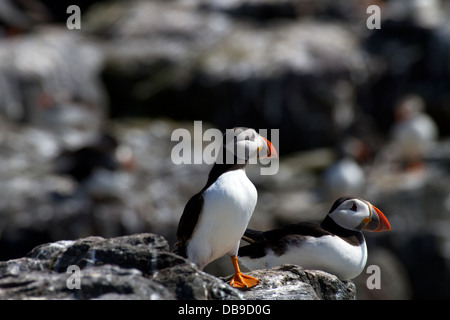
[
  {"x1": 175, "y1": 127, "x2": 277, "y2": 289},
  {"x1": 239, "y1": 196, "x2": 391, "y2": 280}
]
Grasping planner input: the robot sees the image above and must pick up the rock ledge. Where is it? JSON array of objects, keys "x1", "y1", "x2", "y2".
[{"x1": 0, "y1": 233, "x2": 355, "y2": 300}]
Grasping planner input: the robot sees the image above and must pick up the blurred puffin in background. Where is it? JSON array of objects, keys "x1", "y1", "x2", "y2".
[
  {"x1": 53, "y1": 132, "x2": 135, "y2": 199},
  {"x1": 390, "y1": 94, "x2": 438, "y2": 171},
  {"x1": 175, "y1": 127, "x2": 277, "y2": 289},
  {"x1": 238, "y1": 196, "x2": 391, "y2": 280},
  {"x1": 322, "y1": 137, "x2": 368, "y2": 201},
  {"x1": 54, "y1": 133, "x2": 135, "y2": 183}
]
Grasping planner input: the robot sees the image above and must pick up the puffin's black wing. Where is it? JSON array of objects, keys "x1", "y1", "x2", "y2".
[
  {"x1": 242, "y1": 228, "x2": 265, "y2": 243},
  {"x1": 239, "y1": 222, "x2": 332, "y2": 259},
  {"x1": 264, "y1": 222, "x2": 331, "y2": 240},
  {"x1": 175, "y1": 192, "x2": 204, "y2": 258}
]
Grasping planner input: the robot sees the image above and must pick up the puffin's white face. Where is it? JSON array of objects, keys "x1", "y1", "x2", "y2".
[
  {"x1": 328, "y1": 198, "x2": 391, "y2": 232},
  {"x1": 224, "y1": 128, "x2": 276, "y2": 161}
]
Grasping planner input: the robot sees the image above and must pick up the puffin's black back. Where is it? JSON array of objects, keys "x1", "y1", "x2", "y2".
[{"x1": 239, "y1": 223, "x2": 332, "y2": 259}]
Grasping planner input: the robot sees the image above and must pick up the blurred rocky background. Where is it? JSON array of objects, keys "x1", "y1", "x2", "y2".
[{"x1": 1, "y1": 0, "x2": 450, "y2": 299}]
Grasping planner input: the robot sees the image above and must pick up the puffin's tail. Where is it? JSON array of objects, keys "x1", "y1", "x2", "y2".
[{"x1": 241, "y1": 228, "x2": 264, "y2": 244}]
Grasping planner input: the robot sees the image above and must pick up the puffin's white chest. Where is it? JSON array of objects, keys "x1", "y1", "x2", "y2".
[{"x1": 187, "y1": 169, "x2": 257, "y2": 268}]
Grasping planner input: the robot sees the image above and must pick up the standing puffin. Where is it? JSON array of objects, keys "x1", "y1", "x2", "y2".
[
  {"x1": 390, "y1": 94, "x2": 438, "y2": 170},
  {"x1": 175, "y1": 127, "x2": 278, "y2": 289},
  {"x1": 238, "y1": 196, "x2": 391, "y2": 280}
]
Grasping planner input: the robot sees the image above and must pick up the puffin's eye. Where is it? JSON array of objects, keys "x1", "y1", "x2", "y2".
[{"x1": 350, "y1": 203, "x2": 357, "y2": 211}]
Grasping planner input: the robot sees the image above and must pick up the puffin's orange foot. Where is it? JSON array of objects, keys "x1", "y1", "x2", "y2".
[{"x1": 229, "y1": 272, "x2": 259, "y2": 289}]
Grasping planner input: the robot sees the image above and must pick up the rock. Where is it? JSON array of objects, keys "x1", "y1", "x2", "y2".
[
  {"x1": 0, "y1": 264, "x2": 175, "y2": 300},
  {"x1": 223, "y1": 264, "x2": 356, "y2": 300},
  {"x1": 0, "y1": 233, "x2": 356, "y2": 300},
  {"x1": 0, "y1": 233, "x2": 243, "y2": 300},
  {"x1": 152, "y1": 264, "x2": 243, "y2": 300}
]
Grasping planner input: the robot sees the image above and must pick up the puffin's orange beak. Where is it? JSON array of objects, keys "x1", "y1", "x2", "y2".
[
  {"x1": 364, "y1": 205, "x2": 391, "y2": 232},
  {"x1": 258, "y1": 136, "x2": 278, "y2": 159}
]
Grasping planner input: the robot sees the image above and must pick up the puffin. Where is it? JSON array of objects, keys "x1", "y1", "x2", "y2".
[
  {"x1": 54, "y1": 133, "x2": 135, "y2": 183},
  {"x1": 238, "y1": 196, "x2": 391, "y2": 280},
  {"x1": 175, "y1": 127, "x2": 278, "y2": 289},
  {"x1": 322, "y1": 138, "x2": 367, "y2": 201},
  {"x1": 390, "y1": 94, "x2": 438, "y2": 170}
]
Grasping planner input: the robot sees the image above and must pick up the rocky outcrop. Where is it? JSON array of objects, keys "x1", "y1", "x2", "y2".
[
  {"x1": 223, "y1": 264, "x2": 356, "y2": 300},
  {"x1": 0, "y1": 233, "x2": 355, "y2": 300}
]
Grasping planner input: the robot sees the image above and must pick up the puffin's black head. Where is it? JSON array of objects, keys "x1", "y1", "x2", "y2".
[{"x1": 326, "y1": 196, "x2": 391, "y2": 232}]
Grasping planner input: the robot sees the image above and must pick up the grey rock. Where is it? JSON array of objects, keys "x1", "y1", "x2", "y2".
[
  {"x1": 223, "y1": 264, "x2": 356, "y2": 300},
  {"x1": 27, "y1": 233, "x2": 174, "y2": 274},
  {"x1": 72, "y1": 265, "x2": 175, "y2": 300},
  {"x1": 152, "y1": 264, "x2": 243, "y2": 300},
  {"x1": 0, "y1": 233, "x2": 356, "y2": 300},
  {"x1": 0, "y1": 233, "x2": 242, "y2": 300},
  {"x1": 0, "y1": 257, "x2": 50, "y2": 276},
  {"x1": 0, "y1": 264, "x2": 175, "y2": 300}
]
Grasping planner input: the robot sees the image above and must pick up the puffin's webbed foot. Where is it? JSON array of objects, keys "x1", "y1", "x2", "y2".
[{"x1": 229, "y1": 256, "x2": 259, "y2": 289}]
